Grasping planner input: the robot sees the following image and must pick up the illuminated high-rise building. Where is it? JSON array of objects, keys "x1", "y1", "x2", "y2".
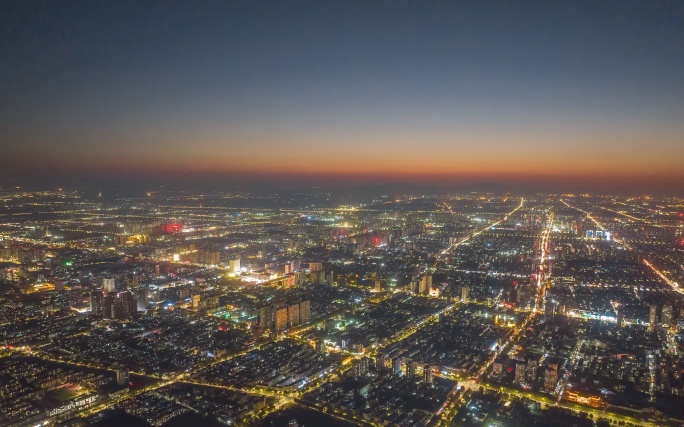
[
  {"x1": 287, "y1": 303, "x2": 300, "y2": 327},
  {"x1": 423, "y1": 364, "x2": 433, "y2": 384},
  {"x1": 406, "y1": 360, "x2": 418, "y2": 380},
  {"x1": 116, "y1": 369, "x2": 130, "y2": 387},
  {"x1": 90, "y1": 291, "x2": 104, "y2": 315},
  {"x1": 299, "y1": 300, "x2": 311, "y2": 323},
  {"x1": 662, "y1": 304, "x2": 673, "y2": 326},
  {"x1": 461, "y1": 285, "x2": 469, "y2": 302},
  {"x1": 136, "y1": 286, "x2": 149, "y2": 312},
  {"x1": 111, "y1": 291, "x2": 137, "y2": 319},
  {"x1": 617, "y1": 309, "x2": 624, "y2": 328},
  {"x1": 260, "y1": 305, "x2": 274, "y2": 329},
  {"x1": 229, "y1": 257, "x2": 241, "y2": 274},
  {"x1": 544, "y1": 300, "x2": 557, "y2": 320},
  {"x1": 544, "y1": 363, "x2": 558, "y2": 392},
  {"x1": 419, "y1": 276, "x2": 429, "y2": 294},
  {"x1": 515, "y1": 362, "x2": 526, "y2": 384},
  {"x1": 275, "y1": 306, "x2": 288, "y2": 332},
  {"x1": 103, "y1": 277, "x2": 116, "y2": 293},
  {"x1": 351, "y1": 358, "x2": 369, "y2": 378},
  {"x1": 649, "y1": 304, "x2": 658, "y2": 327},
  {"x1": 492, "y1": 361, "x2": 503, "y2": 377},
  {"x1": 410, "y1": 276, "x2": 419, "y2": 293},
  {"x1": 392, "y1": 357, "x2": 401, "y2": 376},
  {"x1": 192, "y1": 294, "x2": 201, "y2": 309}
]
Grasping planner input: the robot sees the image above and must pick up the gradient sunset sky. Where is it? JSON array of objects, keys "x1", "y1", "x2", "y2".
[{"x1": 2, "y1": 1, "x2": 684, "y2": 193}]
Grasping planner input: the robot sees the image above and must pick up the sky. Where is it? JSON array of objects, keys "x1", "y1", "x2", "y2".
[{"x1": 1, "y1": 1, "x2": 684, "y2": 194}]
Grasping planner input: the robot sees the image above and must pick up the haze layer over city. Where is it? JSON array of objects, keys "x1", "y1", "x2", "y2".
[{"x1": 1, "y1": 2, "x2": 684, "y2": 427}]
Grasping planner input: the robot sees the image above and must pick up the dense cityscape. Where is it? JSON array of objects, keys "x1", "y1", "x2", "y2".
[
  {"x1": 3, "y1": 1, "x2": 684, "y2": 426},
  {"x1": 0, "y1": 188, "x2": 683, "y2": 427}
]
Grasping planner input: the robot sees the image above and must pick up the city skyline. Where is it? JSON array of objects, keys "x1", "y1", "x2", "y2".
[
  {"x1": 2, "y1": 1, "x2": 684, "y2": 194},
  {"x1": 1, "y1": 188, "x2": 683, "y2": 427},
  {"x1": 3, "y1": 3, "x2": 684, "y2": 425}
]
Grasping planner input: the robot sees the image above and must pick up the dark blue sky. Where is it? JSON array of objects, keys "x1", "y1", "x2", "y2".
[{"x1": 2, "y1": 1, "x2": 684, "y2": 193}]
